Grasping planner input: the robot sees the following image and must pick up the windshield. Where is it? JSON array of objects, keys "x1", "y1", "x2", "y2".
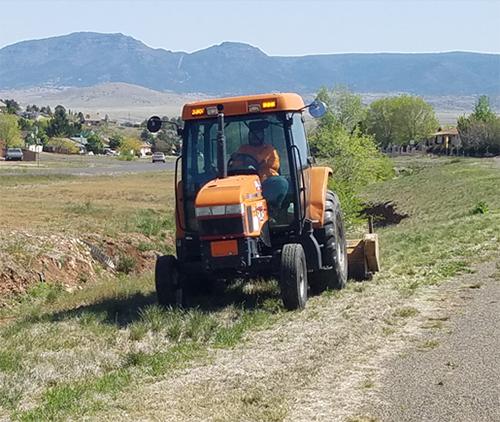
[{"x1": 183, "y1": 112, "x2": 293, "y2": 230}]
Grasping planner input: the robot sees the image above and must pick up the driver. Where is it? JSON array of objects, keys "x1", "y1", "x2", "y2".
[{"x1": 231, "y1": 121, "x2": 289, "y2": 210}]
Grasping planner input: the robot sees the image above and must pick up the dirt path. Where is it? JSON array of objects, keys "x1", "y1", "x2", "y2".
[
  {"x1": 90, "y1": 260, "x2": 499, "y2": 422},
  {"x1": 358, "y1": 261, "x2": 500, "y2": 422}
]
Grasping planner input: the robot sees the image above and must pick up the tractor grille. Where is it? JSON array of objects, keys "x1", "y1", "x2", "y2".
[{"x1": 199, "y1": 217, "x2": 244, "y2": 237}]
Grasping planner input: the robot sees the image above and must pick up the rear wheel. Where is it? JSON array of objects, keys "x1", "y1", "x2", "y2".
[
  {"x1": 279, "y1": 243, "x2": 308, "y2": 310},
  {"x1": 155, "y1": 255, "x2": 182, "y2": 306},
  {"x1": 309, "y1": 191, "x2": 348, "y2": 293}
]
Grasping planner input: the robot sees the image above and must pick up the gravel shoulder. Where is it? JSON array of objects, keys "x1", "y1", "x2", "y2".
[{"x1": 358, "y1": 261, "x2": 500, "y2": 422}]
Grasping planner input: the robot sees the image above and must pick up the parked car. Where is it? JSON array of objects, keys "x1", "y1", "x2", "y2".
[
  {"x1": 152, "y1": 152, "x2": 166, "y2": 163},
  {"x1": 6, "y1": 148, "x2": 23, "y2": 161},
  {"x1": 104, "y1": 148, "x2": 118, "y2": 156}
]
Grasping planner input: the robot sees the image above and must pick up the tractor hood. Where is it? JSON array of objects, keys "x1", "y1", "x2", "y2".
[{"x1": 195, "y1": 175, "x2": 263, "y2": 207}]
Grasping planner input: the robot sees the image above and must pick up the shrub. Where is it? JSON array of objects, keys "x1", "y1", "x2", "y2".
[
  {"x1": 134, "y1": 209, "x2": 172, "y2": 237},
  {"x1": 116, "y1": 255, "x2": 136, "y2": 274},
  {"x1": 45, "y1": 138, "x2": 79, "y2": 154},
  {"x1": 309, "y1": 125, "x2": 394, "y2": 225},
  {"x1": 0, "y1": 114, "x2": 23, "y2": 147},
  {"x1": 472, "y1": 201, "x2": 489, "y2": 215},
  {"x1": 119, "y1": 137, "x2": 142, "y2": 156}
]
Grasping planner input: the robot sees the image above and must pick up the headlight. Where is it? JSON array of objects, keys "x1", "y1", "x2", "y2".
[
  {"x1": 196, "y1": 204, "x2": 244, "y2": 217},
  {"x1": 225, "y1": 204, "x2": 245, "y2": 215},
  {"x1": 196, "y1": 205, "x2": 225, "y2": 217}
]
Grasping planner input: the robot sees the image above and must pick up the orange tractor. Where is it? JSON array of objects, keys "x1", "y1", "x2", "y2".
[{"x1": 147, "y1": 93, "x2": 379, "y2": 310}]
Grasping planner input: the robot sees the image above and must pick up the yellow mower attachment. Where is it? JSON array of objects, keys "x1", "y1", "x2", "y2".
[{"x1": 347, "y1": 219, "x2": 380, "y2": 280}]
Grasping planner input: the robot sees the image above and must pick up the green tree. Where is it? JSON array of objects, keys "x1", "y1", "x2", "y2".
[
  {"x1": 140, "y1": 128, "x2": 154, "y2": 143},
  {"x1": 155, "y1": 126, "x2": 180, "y2": 154},
  {"x1": 47, "y1": 105, "x2": 70, "y2": 137},
  {"x1": 119, "y1": 137, "x2": 142, "y2": 157},
  {"x1": 472, "y1": 95, "x2": 496, "y2": 122},
  {"x1": 108, "y1": 133, "x2": 124, "y2": 149},
  {"x1": 457, "y1": 97, "x2": 500, "y2": 155},
  {"x1": 310, "y1": 88, "x2": 393, "y2": 224},
  {"x1": 46, "y1": 105, "x2": 82, "y2": 137},
  {"x1": 40, "y1": 106, "x2": 52, "y2": 116},
  {"x1": 86, "y1": 132, "x2": 104, "y2": 154},
  {"x1": 0, "y1": 114, "x2": 23, "y2": 147},
  {"x1": 18, "y1": 117, "x2": 33, "y2": 131},
  {"x1": 34, "y1": 120, "x2": 49, "y2": 146},
  {"x1": 1, "y1": 99, "x2": 21, "y2": 114},
  {"x1": 363, "y1": 98, "x2": 396, "y2": 147},
  {"x1": 26, "y1": 104, "x2": 40, "y2": 113},
  {"x1": 316, "y1": 86, "x2": 366, "y2": 132},
  {"x1": 365, "y1": 95, "x2": 438, "y2": 146}
]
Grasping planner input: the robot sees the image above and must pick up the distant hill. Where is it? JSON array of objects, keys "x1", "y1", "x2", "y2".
[
  {"x1": 0, "y1": 83, "x2": 207, "y2": 122},
  {"x1": 1, "y1": 32, "x2": 499, "y2": 95}
]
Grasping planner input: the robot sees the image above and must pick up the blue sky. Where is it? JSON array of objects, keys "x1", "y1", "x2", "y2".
[{"x1": 0, "y1": 0, "x2": 499, "y2": 55}]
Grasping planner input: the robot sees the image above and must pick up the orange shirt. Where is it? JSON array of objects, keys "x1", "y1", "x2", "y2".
[{"x1": 235, "y1": 144, "x2": 280, "y2": 181}]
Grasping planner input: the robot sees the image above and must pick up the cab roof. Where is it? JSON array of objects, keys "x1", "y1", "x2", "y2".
[{"x1": 182, "y1": 93, "x2": 305, "y2": 120}]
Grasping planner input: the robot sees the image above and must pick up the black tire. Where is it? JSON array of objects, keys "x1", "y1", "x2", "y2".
[
  {"x1": 279, "y1": 243, "x2": 308, "y2": 310},
  {"x1": 309, "y1": 191, "x2": 348, "y2": 293},
  {"x1": 155, "y1": 255, "x2": 181, "y2": 306}
]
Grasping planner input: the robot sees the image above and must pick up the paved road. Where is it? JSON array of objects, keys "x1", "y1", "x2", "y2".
[
  {"x1": 0, "y1": 160, "x2": 175, "y2": 176},
  {"x1": 365, "y1": 263, "x2": 500, "y2": 422}
]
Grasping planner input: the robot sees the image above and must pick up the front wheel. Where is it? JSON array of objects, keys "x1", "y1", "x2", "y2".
[
  {"x1": 155, "y1": 255, "x2": 182, "y2": 306},
  {"x1": 279, "y1": 243, "x2": 308, "y2": 310}
]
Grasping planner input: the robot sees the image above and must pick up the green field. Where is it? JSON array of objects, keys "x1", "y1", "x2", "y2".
[{"x1": 0, "y1": 156, "x2": 499, "y2": 421}]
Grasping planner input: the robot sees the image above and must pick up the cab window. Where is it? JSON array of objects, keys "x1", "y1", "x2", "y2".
[{"x1": 290, "y1": 113, "x2": 309, "y2": 168}]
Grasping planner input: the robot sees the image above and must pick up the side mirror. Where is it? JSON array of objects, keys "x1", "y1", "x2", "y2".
[
  {"x1": 147, "y1": 116, "x2": 162, "y2": 133},
  {"x1": 308, "y1": 99, "x2": 327, "y2": 119},
  {"x1": 307, "y1": 156, "x2": 316, "y2": 166}
]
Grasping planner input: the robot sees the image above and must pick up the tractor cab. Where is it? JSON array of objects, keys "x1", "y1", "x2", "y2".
[
  {"x1": 147, "y1": 93, "x2": 378, "y2": 310},
  {"x1": 183, "y1": 102, "x2": 306, "y2": 231}
]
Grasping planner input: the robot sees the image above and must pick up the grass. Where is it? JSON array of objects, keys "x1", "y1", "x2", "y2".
[
  {"x1": 0, "y1": 171, "x2": 175, "y2": 241},
  {"x1": 363, "y1": 156, "x2": 500, "y2": 295},
  {"x1": 392, "y1": 307, "x2": 419, "y2": 319},
  {"x1": 16, "y1": 369, "x2": 132, "y2": 421},
  {"x1": 0, "y1": 272, "x2": 283, "y2": 420},
  {"x1": 0, "y1": 155, "x2": 499, "y2": 420},
  {"x1": 419, "y1": 339, "x2": 440, "y2": 350}
]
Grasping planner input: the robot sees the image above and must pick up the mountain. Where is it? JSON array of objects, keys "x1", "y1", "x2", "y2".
[{"x1": 1, "y1": 32, "x2": 499, "y2": 95}]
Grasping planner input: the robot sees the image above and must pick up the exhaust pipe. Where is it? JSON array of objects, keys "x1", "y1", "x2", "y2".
[{"x1": 216, "y1": 105, "x2": 227, "y2": 178}]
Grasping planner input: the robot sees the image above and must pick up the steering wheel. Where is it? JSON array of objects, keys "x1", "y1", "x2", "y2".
[{"x1": 227, "y1": 153, "x2": 260, "y2": 175}]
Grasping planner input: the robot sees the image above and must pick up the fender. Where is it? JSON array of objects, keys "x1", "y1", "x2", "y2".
[{"x1": 305, "y1": 166, "x2": 333, "y2": 228}]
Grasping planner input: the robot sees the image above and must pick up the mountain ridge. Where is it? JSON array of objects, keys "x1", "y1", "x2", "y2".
[{"x1": 1, "y1": 32, "x2": 499, "y2": 95}]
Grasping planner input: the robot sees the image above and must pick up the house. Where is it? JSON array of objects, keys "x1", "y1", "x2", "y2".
[
  {"x1": 429, "y1": 128, "x2": 461, "y2": 150},
  {"x1": 84, "y1": 113, "x2": 105, "y2": 127},
  {"x1": 0, "y1": 100, "x2": 6, "y2": 113},
  {"x1": 69, "y1": 136, "x2": 88, "y2": 154},
  {"x1": 27, "y1": 144, "x2": 43, "y2": 153},
  {"x1": 20, "y1": 111, "x2": 41, "y2": 120},
  {"x1": 44, "y1": 138, "x2": 81, "y2": 154},
  {"x1": 139, "y1": 143, "x2": 152, "y2": 157}
]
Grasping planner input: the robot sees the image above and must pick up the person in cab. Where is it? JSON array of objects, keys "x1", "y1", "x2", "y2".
[{"x1": 229, "y1": 121, "x2": 289, "y2": 214}]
